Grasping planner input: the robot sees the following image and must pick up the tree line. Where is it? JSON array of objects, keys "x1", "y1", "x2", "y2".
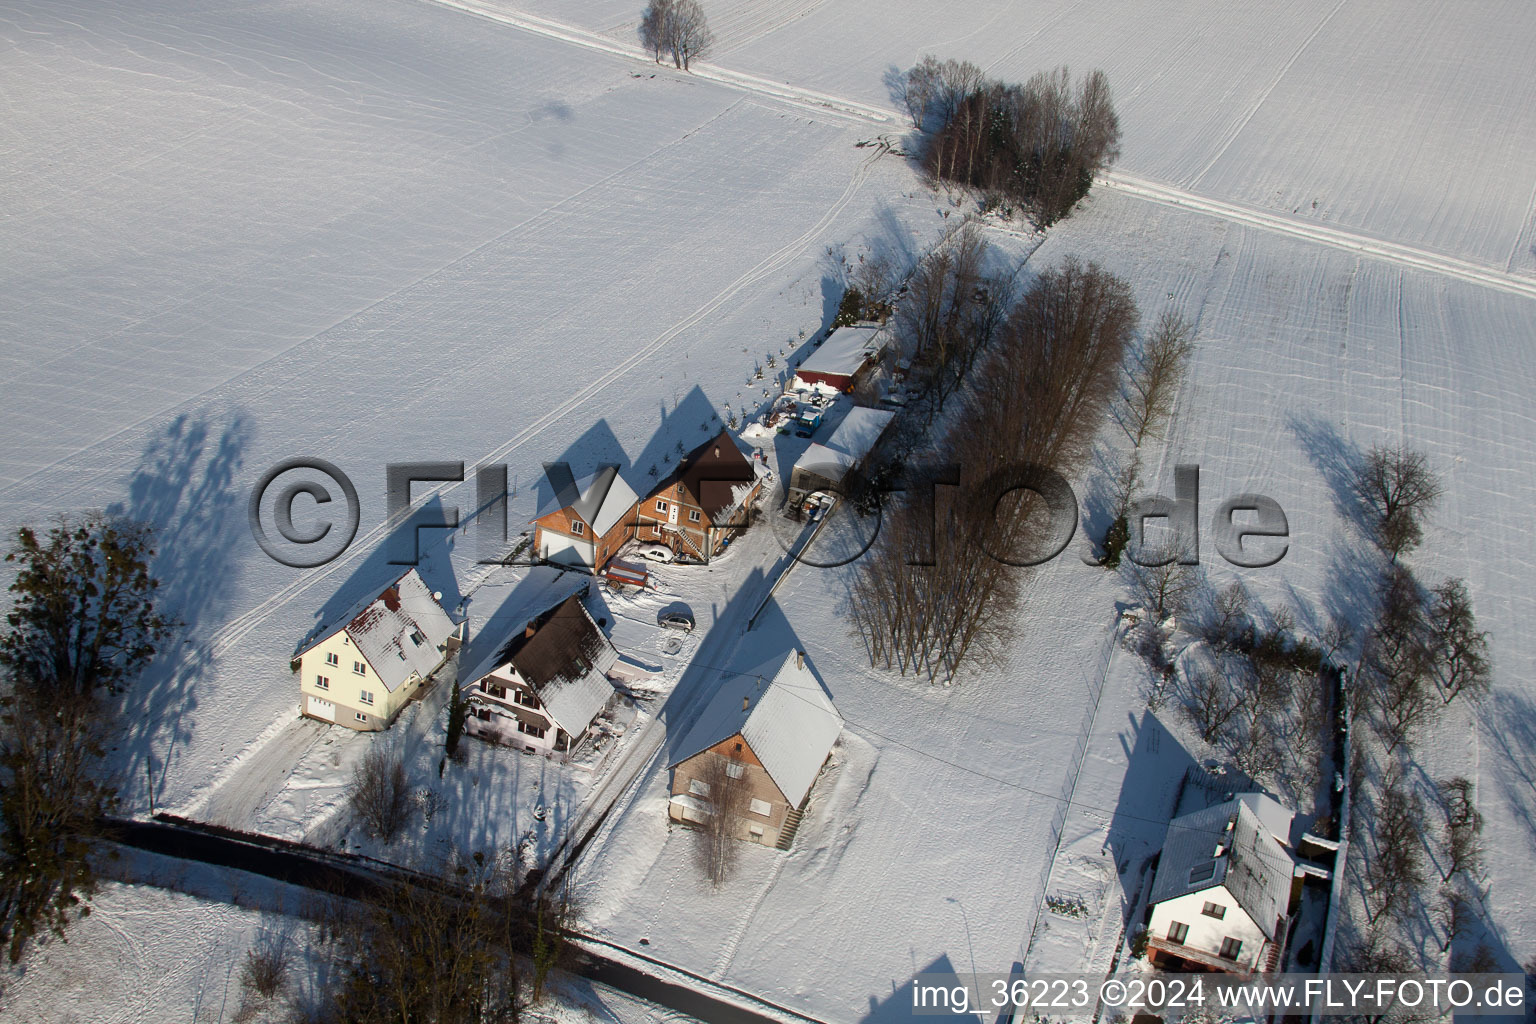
[{"x1": 850, "y1": 253, "x2": 1138, "y2": 682}]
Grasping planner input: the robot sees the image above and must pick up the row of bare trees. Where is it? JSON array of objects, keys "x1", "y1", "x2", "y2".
[
  {"x1": 850, "y1": 257, "x2": 1137, "y2": 682},
  {"x1": 899, "y1": 59, "x2": 1122, "y2": 227},
  {"x1": 1343, "y1": 445, "x2": 1496, "y2": 967}
]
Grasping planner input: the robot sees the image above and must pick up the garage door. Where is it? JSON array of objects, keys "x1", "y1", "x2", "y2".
[{"x1": 306, "y1": 695, "x2": 336, "y2": 722}]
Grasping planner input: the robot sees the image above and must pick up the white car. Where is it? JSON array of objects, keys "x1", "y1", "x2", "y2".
[
  {"x1": 634, "y1": 543, "x2": 676, "y2": 563},
  {"x1": 658, "y1": 611, "x2": 695, "y2": 632}
]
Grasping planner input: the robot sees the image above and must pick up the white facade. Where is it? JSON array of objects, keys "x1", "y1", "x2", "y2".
[{"x1": 1147, "y1": 886, "x2": 1270, "y2": 972}]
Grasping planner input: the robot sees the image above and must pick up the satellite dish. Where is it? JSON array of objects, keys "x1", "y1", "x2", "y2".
[{"x1": 432, "y1": 591, "x2": 443, "y2": 601}]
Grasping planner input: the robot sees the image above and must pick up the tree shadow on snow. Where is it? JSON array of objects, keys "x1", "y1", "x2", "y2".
[{"x1": 107, "y1": 408, "x2": 254, "y2": 808}]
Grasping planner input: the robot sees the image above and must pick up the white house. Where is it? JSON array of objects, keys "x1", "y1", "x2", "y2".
[
  {"x1": 460, "y1": 593, "x2": 620, "y2": 757},
  {"x1": 667, "y1": 651, "x2": 842, "y2": 849},
  {"x1": 1145, "y1": 797, "x2": 1296, "y2": 973},
  {"x1": 297, "y1": 568, "x2": 460, "y2": 731}
]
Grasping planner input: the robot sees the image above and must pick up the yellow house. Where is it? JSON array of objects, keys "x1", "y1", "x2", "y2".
[{"x1": 296, "y1": 568, "x2": 460, "y2": 731}]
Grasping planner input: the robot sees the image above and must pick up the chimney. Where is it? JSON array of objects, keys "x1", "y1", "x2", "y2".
[
  {"x1": 525, "y1": 621, "x2": 536, "y2": 638},
  {"x1": 714, "y1": 446, "x2": 720, "y2": 458},
  {"x1": 742, "y1": 695, "x2": 750, "y2": 711},
  {"x1": 1213, "y1": 843, "x2": 1226, "y2": 858},
  {"x1": 796, "y1": 650, "x2": 804, "y2": 670},
  {"x1": 382, "y1": 587, "x2": 401, "y2": 611}
]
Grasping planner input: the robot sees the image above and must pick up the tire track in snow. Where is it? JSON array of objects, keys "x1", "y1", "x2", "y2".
[
  {"x1": 1188, "y1": 0, "x2": 1351, "y2": 187},
  {"x1": 1097, "y1": 172, "x2": 1536, "y2": 302},
  {"x1": 207, "y1": 142, "x2": 883, "y2": 662}
]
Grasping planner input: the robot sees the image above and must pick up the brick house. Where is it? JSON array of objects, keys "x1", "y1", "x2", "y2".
[
  {"x1": 460, "y1": 593, "x2": 619, "y2": 758},
  {"x1": 296, "y1": 568, "x2": 461, "y2": 731},
  {"x1": 634, "y1": 428, "x2": 764, "y2": 563},
  {"x1": 667, "y1": 651, "x2": 841, "y2": 849},
  {"x1": 531, "y1": 464, "x2": 639, "y2": 571}
]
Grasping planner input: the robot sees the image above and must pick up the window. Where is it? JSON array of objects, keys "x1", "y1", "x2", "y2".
[
  {"x1": 475, "y1": 709, "x2": 492, "y2": 722},
  {"x1": 1219, "y1": 937, "x2": 1243, "y2": 961},
  {"x1": 315, "y1": 674, "x2": 330, "y2": 690},
  {"x1": 518, "y1": 721, "x2": 546, "y2": 738},
  {"x1": 1201, "y1": 901, "x2": 1226, "y2": 920},
  {"x1": 655, "y1": 499, "x2": 668, "y2": 513},
  {"x1": 689, "y1": 778, "x2": 710, "y2": 797},
  {"x1": 1167, "y1": 921, "x2": 1189, "y2": 944},
  {"x1": 359, "y1": 690, "x2": 375, "y2": 705},
  {"x1": 1188, "y1": 863, "x2": 1216, "y2": 884},
  {"x1": 725, "y1": 762, "x2": 745, "y2": 779},
  {"x1": 354, "y1": 712, "x2": 368, "y2": 723},
  {"x1": 516, "y1": 690, "x2": 539, "y2": 708},
  {"x1": 749, "y1": 824, "x2": 764, "y2": 838},
  {"x1": 325, "y1": 652, "x2": 339, "y2": 666},
  {"x1": 571, "y1": 520, "x2": 585, "y2": 535},
  {"x1": 688, "y1": 509, "x2": 701, "y2": 523},
  {"x1": 409, "y1": 630, "x2": 424, "y2": 647},
  {"x1": 749, "y1": 798, "x2": 772, "y2": 817},
  {"x1": 488, "y1": 684, "x2": 507, "y2": 699},
  {"x1": 353, "y1": 660, "x2": 367, "y2": 676}
]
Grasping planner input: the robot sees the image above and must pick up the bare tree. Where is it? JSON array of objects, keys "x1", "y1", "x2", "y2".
[
  {"x1": 1184, "y1": 661, "x2": 1243, "y2": 743},
  {"x1": 691, "y1": 753, "x2": 747, "y2": 885},
  {"x1": 1128, "y1": 545, "x2": 1198, "y2": 622},
  {"x1": 1434, "y1": 885, "x2": 1476, "y2": 954},
  {"x1": 637, "y1": 0, "x2": 672, "y2": 62},
  {"x1": 1201, "y1": 580, "x2": 1251, "y2": 648},
  {"x1": 665, "y1": 0, "x2": 711, "y2": 70},
  {"x1": 1355, "y1": 445, "x2": 1441, "y2": 560},
  {"x1": 1429, "y1": 579, "x2": 1490, "y2": 704},
  {"x1": 1365, "y1": 567, "x2": 1440, "y2": 754},
  {"x1": 1365, "y1": 777, "x2": 1425, "y2": 927},
  {"x1": 1437, "y1": 777, "x2": 1483, "y2": 882},
  {"x1": 314, "y1": 851, "x2": 522, "y2": 1024},
  {"x1": 348, "y1": 744, "x2": 412, "y2": 843},
  {"x1": 1122, "y1": 309, "x2": 1195, "y2": 448},
  {"x1": 638, "y1": 0, "x2": 711, "y2": 70}
]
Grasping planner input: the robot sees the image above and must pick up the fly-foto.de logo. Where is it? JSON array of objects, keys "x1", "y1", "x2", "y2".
[{"x1": 248, "y1": 459, "x2": 1289, "y2": 571}]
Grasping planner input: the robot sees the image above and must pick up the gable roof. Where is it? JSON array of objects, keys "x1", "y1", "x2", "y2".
[
  {"x1": 658, "y1": 428, "x2": 758, "y2": 521},
  {"x1": 463, "y1": 594, "x2": 617, "y2": 736},
  {"x1": 792, "y1": 406, "x2": 896, "y2": 483},
  {"x1": 535, "y1": 464, "x2": 639, "y2": 538},
  {"x1": 300, "y1": 568, "x2": 456, "y2": 692},
  {"x1": 669, "y1": 651, "x2": 842, "y2": 808},
  {"x1": 796, "y1": 323, "x2": 885, "y2": 381},
  {"x1": 1148, "y1": 797, "x2": 1294, "y2": 940}
]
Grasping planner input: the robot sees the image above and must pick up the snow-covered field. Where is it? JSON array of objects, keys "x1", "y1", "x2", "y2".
[{"x1": 5, "y1": 0, "x2": 1536, "y2": 1020}]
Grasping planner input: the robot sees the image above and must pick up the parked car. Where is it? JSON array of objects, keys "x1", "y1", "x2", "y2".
[
  {"x1": 634, "y1": 543, "x2": 675, "y2": 563},
  {"x1": 658, "y1": 610, "x2": 695, "y2": 632}
]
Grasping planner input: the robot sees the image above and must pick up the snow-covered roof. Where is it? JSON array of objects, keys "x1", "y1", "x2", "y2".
[
  {"x1": 796, "y1": 323, "x2": 885, "y2": 381},
  {"x1": 792, "y1": 407, "x2": 896, "y2": 483},
  {"x1": 792, "y1": 442, "x2": 856, "y2": 479},
  {"x1": 1236, "y1": 792, "x2": 1295, "y2": 847},
  {"x1": 822, "y1": 406, "x2": 895, "y2": 459},
  {"x1": 301, "y1": 568, "x2": 456, "y2": 692},
  {"x1": 535, "y1": 464, "x2": 638, "y2": 537},
  {"x1": 1148, "y1": 797, "x2": 1294, "y2": 940},
  {"x1": 669, "y1": 651, "x2": 842, "y2": 808},
  {"x1": 464, "y1": 594, "x2": 617, "y2": 737}
]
